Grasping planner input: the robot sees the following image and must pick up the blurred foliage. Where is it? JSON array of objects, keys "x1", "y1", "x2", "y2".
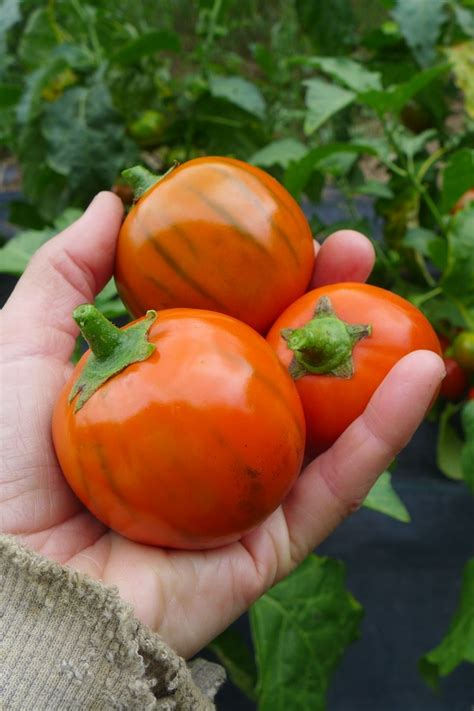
[
  {"x1": 419, "y1": 557, "x2": 474, "y2": 690},
  {"x1": 1, "y1": 0, "x2": 473, "y2": 706}
]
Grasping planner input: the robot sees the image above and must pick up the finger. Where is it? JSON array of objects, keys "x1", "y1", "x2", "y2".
[
  {"x1": 3, "y1": 192, "x2": 123, "y2": 360},
  {"x1": 311, "y1": 230, "x2": 375, "y2": 288},
  {"x1": 283, "y1": 350, "x2": 445, "y2": 563}
]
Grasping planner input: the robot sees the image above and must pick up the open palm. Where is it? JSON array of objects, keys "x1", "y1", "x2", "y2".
[{"x1": 0, "y1": 193, "x2": 444, "y2": 659}]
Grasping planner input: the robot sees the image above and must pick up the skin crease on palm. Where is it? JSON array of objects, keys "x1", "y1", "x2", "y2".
[{"x1": 0, "y1": 192, "x2": 445, "y2": 659}]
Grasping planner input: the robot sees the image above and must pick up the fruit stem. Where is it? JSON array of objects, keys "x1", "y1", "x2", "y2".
[
  {"x1": 73, "y1": 305, "x2": 122, "y2": 360},
  {"x1": 69, "y1": 305, "x2": 157, "y2": 411}
]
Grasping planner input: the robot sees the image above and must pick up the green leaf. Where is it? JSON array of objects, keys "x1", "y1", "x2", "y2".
[
  {"x1": 208, "y1": 627, "x2": 257, "y2": 702},
  {"x1": 402, "y1": 227, "x2": 447, "y2": 269},
  {"x1": 453, "y1": 5, "x2": 474, "y2": 38},
  {"x1": 208, "y1": 75, "x2": 266, "y2": 119},
  {"x1": 362, "y1": 471, "x2": 411, "y2": 522},
  {"x1": 7, "y1": 200, "x2": 44, "y2": 229},
  {"x1": 0, "y1": 0, "x2": 20, "y2": 76},
  {"x1": 17, "y1": 54, "x2": 67, "y2": 124},
  {"x1": 353, "y1": 180, "x2": 394, "y2": 199},
  {"x1": 392, "y1": 0, "x2": 447, "y2": 66},
  {"x1": 359, "y1": 64, "x2": 449, "y2": 115},
  {"x1": 297, "y1": 56, "x2": 382, "y2": 92},
  {"x1": 0, "y1": 0, "x2": 20, "y2": 35},
  {"x1": 111, "y1": 30, "x2": 181, "y2": 64},
  {"x1": 461, "y1": 400, "x2": 474, "y2": 493},
  {"x1": 250, "y1": 555, "x2": 363, "y2": 711},
  {"x1": 316, "y1": 151, "x2": 358, "y2": 177},
  {"x1": 441, "y1": 148, "x2": 474, "y2": 213},
  {"x1": 0, "y1": 208, "x2": 82, "y2": 275},
  {"x1": 441, "y1": 206, "x2": 474, "y2": 307},
  {"x1": 402, "y1": 227, "x2": 436, "y2": 255},
  {"x1": 445, "y1": 41, "x2": 474, "y2": 118},
  {"x1": 428, "y1": 239, "x2": 449, "y2": 272},
  {"x1": 436, "y1": 402, "x2": 464, "y2": 481},
  {"x1": 0, "y1": 228, "x2": 54, "y2": 274},
  {"x1": 41, "y1": 82, "x2": 137, "y2": 195},
  {"x1": 421, "y1": 295, "x2": 467, "y2": 332},
  {"x1": 419, "y1": 558, "x2": 474, "y2": 690},
  {"x1": 18, "y1": 7, "x2": 57, "y2": 69},
  {"x1": 395, "y1": 128, "x2": 437, "y2": 159},
  {"x1": 352, "y1": 135, "x2": 393, "y2": 163},
  {"x1": 0, "y1": 83, "x2": 21, "y2": 108},
  {"x1": 284, "y1": 142, "x2": 378, "y2": 199},
  {"x1": 16, "y1": 43, "x2": 88, "y2": 125},
  {"x1": 252, "y1": 43, "x2": 276, "y2": 78},
  {"x1": 54, "y1": 208, "x2": 83, "y2": 232},
  {"x1": 295, "y1": 0, "x2": 356, "y2": 55},
  {"x1": 303, "y1": 78, "x2": 355, "y2": 134},
  {"x1": 17, "y1": 123, "x2": 69, "y2": 222},
  {"x1": 249, "y1": 138, "x2": 308, "y2": 169}
]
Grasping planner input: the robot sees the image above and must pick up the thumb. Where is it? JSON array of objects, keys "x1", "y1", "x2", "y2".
[{"x1": 3, "y1": 192, "x2": 124, "y2": 362}]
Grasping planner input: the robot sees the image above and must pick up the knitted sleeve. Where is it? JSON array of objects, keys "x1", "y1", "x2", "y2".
[{"x1": 0, "y1": 535, "x2": 225, "y2": 710}]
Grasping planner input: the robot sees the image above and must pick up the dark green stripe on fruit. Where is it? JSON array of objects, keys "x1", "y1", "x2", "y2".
[
  {"x1": 148, "y1": 236, "x2": 227, "y2": 309},
  {"x1": 254, "y1": 369, "x2": 305, "y2": 440},
  {"x1": 209, "y1": 164, "x2": 301, "y2": 265},
  {"x1": 95, "y1": 442, "x2": 132, "y2": 511},
  {"x1": 184, "y1": 184, "x2": 273, "y2": 257},
  {"x1": 168, "y1": 221, "x2": 199, "y2": 256}
]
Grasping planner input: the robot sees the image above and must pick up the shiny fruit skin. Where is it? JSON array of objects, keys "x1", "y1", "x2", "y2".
[
  {"x1": 114, "y1": 157, "x2": 315, "y2": 334},
  {"x1": 267, "y1": 283, "x2": 442, "y2": 456},
  {"x1": 52, "y1": 309, "x2": 305, "y2": 549}
]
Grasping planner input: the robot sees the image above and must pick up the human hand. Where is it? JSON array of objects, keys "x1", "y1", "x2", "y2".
[{"x1": 0, "y1": 193, "x2": 445, "y2": 659}]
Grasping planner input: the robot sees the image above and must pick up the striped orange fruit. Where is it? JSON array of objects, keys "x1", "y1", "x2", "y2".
[
  {"x1": 114, "y1": 157, "x2": 315, "y2": 333},
  {"x1": 53, "y1": 308, "x2": 305, "y2": 549}
]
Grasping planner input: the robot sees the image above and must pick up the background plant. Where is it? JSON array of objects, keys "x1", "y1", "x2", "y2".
[{"x1": 1, "y1": 0, "x2": 473, "y2": 707}]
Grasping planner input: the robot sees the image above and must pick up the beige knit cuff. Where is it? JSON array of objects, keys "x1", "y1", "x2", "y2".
[{"x1": 0, "y1": 535, "x2": 225, "y2": 709}]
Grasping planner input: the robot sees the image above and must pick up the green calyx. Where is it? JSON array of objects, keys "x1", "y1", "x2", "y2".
[
  {"x1": 281, "y1": 296, "x2": 372, "y2": 380},
  {"x1": 69, "y1": 305, "x2": 157, "y2": 412},
  {"x1": 121, "y1": 165, "x2": 161, "y2": 200},
  {"x1": 121, "y1": 162, "x2": 178, "y2": 201}
]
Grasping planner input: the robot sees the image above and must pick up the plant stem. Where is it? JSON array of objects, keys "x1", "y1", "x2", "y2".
[
  {"x1": 47, "y1": 0, "x2": 67, "y2": 43},
  {"x1": 454, "y1": 300, "x2": 474, "y2": 331},
  {"x1": 417, "y1": 146, "x2": 449, "y2": 182},
  {"x1": 381, "y1": 117, "x2": 447, "y2": 236},
  {"x1": 411, "y1": 174, "x2": 446, "y2": 236},
  {"x1": 70, "y1": 0, "x2": 103, "y2": 62},
  {"x1": 412, "y1": 286, "x2": 442, "y2": 307},
  {"x1": 200, "y1": 0, "x2": 223, "y2": 77}
]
